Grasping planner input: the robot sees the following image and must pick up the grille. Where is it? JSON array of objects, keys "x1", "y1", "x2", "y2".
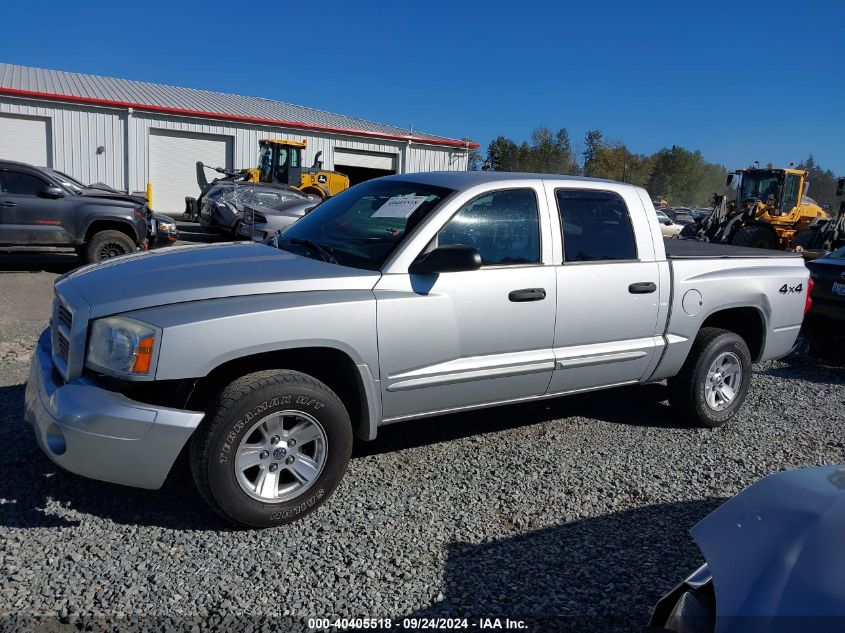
[
  {"x1": 57, "y1": 305, "x2": 73, "y2": 329},
  {"x1": 56, "y1": 333, "x2": 70, "y2": 360}
]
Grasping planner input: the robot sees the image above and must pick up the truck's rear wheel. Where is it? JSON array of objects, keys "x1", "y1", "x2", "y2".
[
  {"x1": 668, "y1": 327, "x2": 752, "y2": 428},
  {"x1": 189, "y1": 370, "x2": 352, "y2": 528},
  {"x1": 730, "y1": 225, "x2": 778, "y2": 250}
]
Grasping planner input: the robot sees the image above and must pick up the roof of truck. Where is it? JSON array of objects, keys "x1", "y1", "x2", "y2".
[{"x1": 384, "y1": 171, "x2": 631, "y2": 189}]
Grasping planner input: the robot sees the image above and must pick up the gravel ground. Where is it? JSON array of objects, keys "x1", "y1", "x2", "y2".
[{"x1": 0, "y1": 245, "x2": 843, "y2": 632}]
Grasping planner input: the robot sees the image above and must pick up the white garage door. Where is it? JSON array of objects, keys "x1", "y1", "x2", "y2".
[
  {"x1": 334, "y1": 148, "x2": 397, "y2": 171},
  {"x1": 149, "y1": 130, "x2": 232, "y2": 214},
  {"x1": 0, "y1": 115, "x2": 50, "y2": 166}
]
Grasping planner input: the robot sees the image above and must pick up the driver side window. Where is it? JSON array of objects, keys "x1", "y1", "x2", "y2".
[
  {"x1": 437, "y1": 188, "x2": 540, "y2": 266},
  {"x1": 0, "y1": 170, "x2": 46, "y2": 196}
]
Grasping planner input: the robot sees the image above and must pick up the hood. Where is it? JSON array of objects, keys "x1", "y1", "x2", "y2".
[
  {"x1": 56, "y1": 241, "x2": 380, "y2": 318},
  {"x1": 78, "y1": 188, "x2": 148, "y2": 206},
  {"x1": 691, "y1": 464, "x2": 845, "y2": 628}
]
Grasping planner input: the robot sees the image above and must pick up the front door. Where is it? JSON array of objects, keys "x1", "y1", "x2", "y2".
[
  {"x1": 547, "y1": 187, "x2": 661, "y2": 394},
  {"x1": 375, "y1": 187, "x2": 557, "y2": 421},
  {"x1": 0, "y1": 169, "x2": 73, "y2": 245}
]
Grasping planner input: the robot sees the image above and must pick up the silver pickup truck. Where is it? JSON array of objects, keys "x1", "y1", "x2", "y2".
[{"x1": 25, "y1": 172, "x2": 811, "y2": 527}]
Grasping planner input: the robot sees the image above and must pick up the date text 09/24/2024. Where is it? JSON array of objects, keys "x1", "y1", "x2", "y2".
[{"x1": 307, "y1": 617, "x2": 528, "y2": 630}]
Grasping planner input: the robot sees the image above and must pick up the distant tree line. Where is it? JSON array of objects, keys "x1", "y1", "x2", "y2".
[{"x1": 469, "y1": 126, "x2": 840, "y2": 209}]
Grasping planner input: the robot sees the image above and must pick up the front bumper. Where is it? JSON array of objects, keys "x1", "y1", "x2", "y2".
[{"x1": 24, "y1": 329, "x2": 204, "y2": 489}]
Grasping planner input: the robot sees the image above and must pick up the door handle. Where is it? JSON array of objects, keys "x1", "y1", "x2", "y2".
[
  {"x1": 508, "y1": 288, "x2": 546, "y2": 302},
  {"x1": 628, "y1": 282, "x2": 657, "y2": 294},
  {"x1": 1, "y1": 201, "x2": 18, "y2": 207}
]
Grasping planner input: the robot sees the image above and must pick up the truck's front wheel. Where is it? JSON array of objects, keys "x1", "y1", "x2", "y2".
[
  {"x1": 668, "y1": 327, "x2": 752, "y2": 428},
  {"x1": 190, "y1": 370, "x2": 352, "y2": 528}
]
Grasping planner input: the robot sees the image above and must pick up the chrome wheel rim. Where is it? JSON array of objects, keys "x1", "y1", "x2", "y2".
[
  {"x1": 234, "y1": 409, "x2": 328, "y2": 503},
  {"x1": 704, "y1": 352, "x2": 743, "y2": 411}
]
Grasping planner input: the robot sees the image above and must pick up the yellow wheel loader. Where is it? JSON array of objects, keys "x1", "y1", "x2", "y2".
[
  {"x1": 794, "y1": 177, "x2": 845, "y2": 259},
  {"x1": 682, "y1": 167, "x2": 828, "y2": 250},
  {"x1": 248, "y1": 139, "x2": 349, "y2": 198}
]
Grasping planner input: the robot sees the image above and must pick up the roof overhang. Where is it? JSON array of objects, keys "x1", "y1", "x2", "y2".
[{"x1": 0, "y1": 86, "x2": 480, "y2": 150}]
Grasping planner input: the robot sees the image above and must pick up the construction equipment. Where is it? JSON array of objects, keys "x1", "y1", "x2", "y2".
[
  {"x1": 248, "y1": 139, "x2": 349, "y2": 198},
  {"x1": 185, "y1": 139, "x2": 349, "y2": 221},
  {"x1": 682, "y1": 167, "x2": 828, "y2": 250},
  {"x1": 793, "y1": 177, "x2": 845, "y2": 259}
]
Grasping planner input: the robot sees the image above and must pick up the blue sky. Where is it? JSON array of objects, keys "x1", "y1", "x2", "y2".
[{"x1": 2, "y1": 0, "x2": 844, "y2": 173}]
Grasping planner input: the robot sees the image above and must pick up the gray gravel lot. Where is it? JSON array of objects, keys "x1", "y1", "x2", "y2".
[{"x1": 0, "y1": 240, "x2": 843, "y2": 632}]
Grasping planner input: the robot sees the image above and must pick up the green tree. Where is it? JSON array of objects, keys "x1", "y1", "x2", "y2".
[
  {"x1": 648, "y1": 146, "x2": 716, "y2": 206},
  {"x1": 483, "y1": 135, "x2": 519, "y2": 171}
]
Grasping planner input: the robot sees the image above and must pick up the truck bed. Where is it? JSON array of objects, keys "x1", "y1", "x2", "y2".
[{"x1": 664, "y1": 238, "x2": 802, "y2": 259}]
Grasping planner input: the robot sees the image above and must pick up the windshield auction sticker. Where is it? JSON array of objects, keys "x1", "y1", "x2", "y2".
[{"x1": 371, "y1": 195, "x2": 428, "y2": 218}]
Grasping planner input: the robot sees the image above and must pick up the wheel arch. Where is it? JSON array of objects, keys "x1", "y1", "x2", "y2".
[
  {"x1": 83, "y1": 218, "x2": 141, "y2": 243},
  {"x1": 699, "y1": 306, "x2": 766, "y2": 362},
  {"x1": 298, "y1": 185, "x2": 328, "y2": 198},
  {"x1": 187, "y1": 346, "x2": 379, "y2": 441}
]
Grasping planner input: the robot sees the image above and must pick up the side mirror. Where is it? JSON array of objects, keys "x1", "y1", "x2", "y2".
[
  {"x1": 725, "y1": 174, "x2": 734, "y2": 187},
  {"x1": 40, "y1": 186, "x2": 65, "y2": 199},
  {"x1": 409, "y1": 244, "x2": 482, "y2": 274}
]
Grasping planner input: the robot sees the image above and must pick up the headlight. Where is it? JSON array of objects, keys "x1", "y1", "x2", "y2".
[{"x1": 86, "y1": 317, "x2": 159, "y2": 378}]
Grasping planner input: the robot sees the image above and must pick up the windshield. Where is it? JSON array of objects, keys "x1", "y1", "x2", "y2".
[
  {"x1": 279, "y1": 179, "x2": 454, "y2": 270},
  {"x1": 739, "y1": 171, "x2": 782, "y2": 204},
  {"x1": 46, "y1": 168, "x2": 84, "y2": 194}
]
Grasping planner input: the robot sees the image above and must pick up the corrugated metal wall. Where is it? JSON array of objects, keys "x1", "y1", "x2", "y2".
[
  {"x1": 0, "y1": 97, "x2": 125, "y2": 188},
  {"x1": 0, "y1": 96, "x2": 468, "y2": 194}
]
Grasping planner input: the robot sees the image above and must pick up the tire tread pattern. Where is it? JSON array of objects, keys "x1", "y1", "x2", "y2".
[{"x1": 189, "y1": 369, "x2": 346, "y2": 526}]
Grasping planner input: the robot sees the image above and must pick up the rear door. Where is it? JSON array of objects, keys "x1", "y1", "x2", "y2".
[
  {"x1": 546, "y1": 186, "x2": 662, "y2": 394},
  {"x1": 0, "y1": 168, "x2": 73, "y2": 245}
]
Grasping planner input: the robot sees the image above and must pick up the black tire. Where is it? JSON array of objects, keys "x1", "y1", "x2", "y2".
[
  {"x1": 84, "y1": 230, "x2": 137, "y2": 263},
  {"x1": 730, "y1": 225, "x2": 778, "y2": 250},
  {"x1": 668, "y1": 327, "x2": 752, "y2": 428},
  {"x1": 189, "y1": 370, "x2": 352, "y2": 528},
  {"x1": 792, "y1": 228, "x2": 818, "y2": 251}
]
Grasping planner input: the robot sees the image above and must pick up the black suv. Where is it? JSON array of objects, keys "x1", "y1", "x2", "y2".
[{"x1": 0, "y1": 160, "x2": 166, "y2": 263}]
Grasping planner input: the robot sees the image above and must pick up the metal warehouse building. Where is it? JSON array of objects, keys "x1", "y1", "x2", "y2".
[{"x1": 0, "y1": 63, "x2": 477, "y2": 214}]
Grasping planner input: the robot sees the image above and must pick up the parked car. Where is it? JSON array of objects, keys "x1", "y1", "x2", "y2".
[
  {"x1": 26, "y1": 172, "x2": 810, "y2": 528},
  {"x1": 198, "y1": 182, "x2": 315, "y2": 237},
  {"x1": 656, "y1": 210, "x2": 682, "y2": 236},
  {"x1": 648, "y1": 464, "x2": 845, "y2": 633},
  {"x1": 691, "y1": 207, "x2": 713, "y2": 222},
  {"x1": 0, "y1": 159, "x2": 166, "y2": 263},
  {"x1": 44, "y1": 166, "x2": 177, "y2": 247},
  {"x1": 238, "y1": 197, "x2": 320, "y2": 241},
  {"x1": 803, "y1": 244, "x2": 845, "y2": 356},
  {"x1": 667, "y1": 208, "x2": 696, "y2": 226}
]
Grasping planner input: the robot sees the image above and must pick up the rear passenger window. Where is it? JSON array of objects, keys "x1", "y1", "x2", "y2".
[
  {"x1": 438, "y1": 188, "x2": 540, "y2": 265},
  {"x1": 556, "y1": 190, "x2": 637, "y2": 262}
]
